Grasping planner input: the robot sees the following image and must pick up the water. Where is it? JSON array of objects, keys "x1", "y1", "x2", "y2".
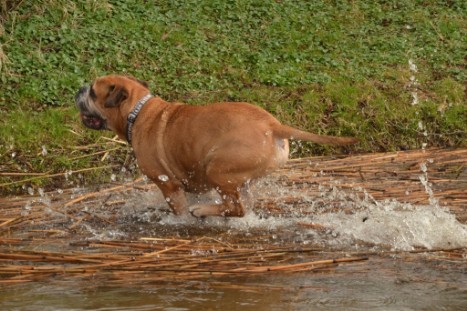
[
  {"x1": 1, "y1": 160, "x2": 466, "y2": 310},
  {"x1": 99, "y1": 175, "x2": 466, "y2": 252},
  {"x1": 1, "y1": 259, "x2": 466, "y2": 310},
  {"x1": 408, "y1": 58, "x2": 419, "y2": 106}
]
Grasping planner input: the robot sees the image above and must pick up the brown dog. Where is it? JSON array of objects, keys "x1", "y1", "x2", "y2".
[{"x1": 76, "y1": 75, "x2": 357, "y2": 217}]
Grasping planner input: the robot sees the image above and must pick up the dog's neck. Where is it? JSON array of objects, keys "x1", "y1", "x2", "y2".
[{"x1": 126, "y1": 93, "x2": 153, "y2": 144}]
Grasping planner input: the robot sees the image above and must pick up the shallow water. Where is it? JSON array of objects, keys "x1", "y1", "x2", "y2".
[
  {"x1": 1, "y1": 160, "x2": 466, "y2": 310},
  {"x1": 69, "y1": 175, "x2": 467, "y2": 252},
  {"x1": 1, "y1": 257, "x2": 466, "y2": 310}
]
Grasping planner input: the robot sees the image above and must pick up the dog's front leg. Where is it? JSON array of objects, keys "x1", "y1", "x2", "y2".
[{"x1": 154, "y1": 180, "x2": 189, "y2": 216}]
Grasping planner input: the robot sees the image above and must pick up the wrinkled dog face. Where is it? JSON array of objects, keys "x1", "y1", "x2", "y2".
[
  {"x1": 75, "y1": 76, "x2": 149, "y2": 131},
  {"x1": 75, "y1": 84, "x2": 109, "y2": 130}
]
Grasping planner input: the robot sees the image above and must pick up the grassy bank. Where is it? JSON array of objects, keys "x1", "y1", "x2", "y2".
[{"x1": 0, "y1": 0, "x2": 465, "y2": 194}]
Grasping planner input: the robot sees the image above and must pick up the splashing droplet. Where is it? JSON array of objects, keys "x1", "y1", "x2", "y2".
[{"x1": 158, "y1": 175, "x2": 169, "y2": 182}]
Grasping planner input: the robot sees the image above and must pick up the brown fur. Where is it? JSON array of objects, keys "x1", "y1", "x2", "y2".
[{"x1": 76, "y1": 75, "x2": 358, "y2": 217}]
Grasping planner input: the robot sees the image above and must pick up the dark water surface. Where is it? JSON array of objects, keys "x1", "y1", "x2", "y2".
[{"x1": 1, "y1": 257, "x2": 466, "y2": 311}]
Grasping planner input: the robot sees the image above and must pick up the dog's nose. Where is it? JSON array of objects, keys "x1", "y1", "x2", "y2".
[
  {"x1": 75, "y1": 86, "x2": 88, "y2": 104},
  {"x1": 77, "y1": 86, "x2": 88, "y2": 97}
]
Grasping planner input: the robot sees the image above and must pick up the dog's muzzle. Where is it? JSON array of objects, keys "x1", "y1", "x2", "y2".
[{"x1": 75, "y1": 85, "x2": 107, "y2": 130}]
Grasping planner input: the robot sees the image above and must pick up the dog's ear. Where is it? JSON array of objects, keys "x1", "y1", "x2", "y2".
[
  {"x1": 105, "y1": 85, "x2": 128, "y2": 108},
  {"x1": 126, "y1": 76, "x2": 149, "y2": 89},
  {"x1": 137, "y1": 79, "x2": 149, "y2": 88}
]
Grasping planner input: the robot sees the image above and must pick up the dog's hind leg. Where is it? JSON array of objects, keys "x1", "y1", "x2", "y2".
[{"x1": 190, "y1": 137, "x2": 274, "y2": 218}]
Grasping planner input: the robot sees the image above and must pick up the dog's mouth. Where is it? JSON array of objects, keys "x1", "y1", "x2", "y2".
[
  {"x1": 76, "y1": 85, "x2": 107, "y2": 130},
  {"x1": 80, "y1": 113, "x2": 107, "y2": 130}
]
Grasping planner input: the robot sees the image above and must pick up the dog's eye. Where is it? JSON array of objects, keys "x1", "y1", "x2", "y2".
[
  {"x1": 109, "y1": 85, "x2": 115, "y2": 93},
  {"x1": 89, "y1": 85, "x2": 97, "y2": 100}
]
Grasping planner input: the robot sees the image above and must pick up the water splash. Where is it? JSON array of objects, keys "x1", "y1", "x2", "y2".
[
  {"x1": 104, "y1": 169, "x2": 467, "y2": 251},
  {"x1": 418, "y1": 159, "x2": 438, "y2": 206},
  {"x1": 408, "y1": 58, "x2": 419, "y2": 106},
  {"x1": 22, "y1": 157, "x2": 466, "y2": 251},
  {"x1": 158, "y1": 175, "x2": 169, "y2": 182},
  {"x1": 312, "y1": 198, "x2": 466, "y2": 251},
  {"x1": 41, "y1": 145, "x2": 48, "y2": 157}
]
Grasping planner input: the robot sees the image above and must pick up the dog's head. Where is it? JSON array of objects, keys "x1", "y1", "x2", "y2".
[{"x1": 75, "y1": 75, "x2": 149, "y2": 132}]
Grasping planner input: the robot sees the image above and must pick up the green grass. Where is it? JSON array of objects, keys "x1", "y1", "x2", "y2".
[{"x1": 0, "y1": 0, "x2": 466, "y2": 193}]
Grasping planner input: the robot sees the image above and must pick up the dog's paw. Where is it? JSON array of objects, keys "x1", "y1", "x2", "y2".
[
  {"x1": 189, "y1": 204, "x2": 222, "y2": 218},
  {"x1": 189, "y1": 206, "x2": 207, "y2": 218}
]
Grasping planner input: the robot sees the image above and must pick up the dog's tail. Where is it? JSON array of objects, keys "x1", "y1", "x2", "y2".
[{"x1": 273, "y1": 124, "x2": 358, "y2": 146}]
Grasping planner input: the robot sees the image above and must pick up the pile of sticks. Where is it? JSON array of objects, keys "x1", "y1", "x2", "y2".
[{"x1": 0, "y1": 236, "x2": 368, "y2": 285}]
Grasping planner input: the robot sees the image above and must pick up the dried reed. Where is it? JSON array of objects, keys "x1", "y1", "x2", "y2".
[{"x1": 0, "y1": 148, "x2": 465, "y2": 286}]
